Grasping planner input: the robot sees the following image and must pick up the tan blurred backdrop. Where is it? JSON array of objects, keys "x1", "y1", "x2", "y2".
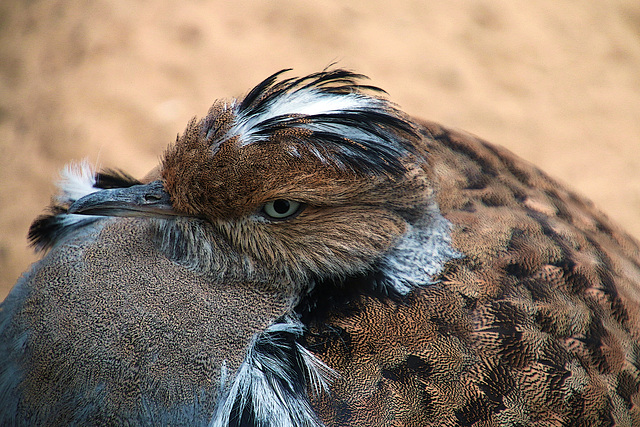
[{"x1": 1, "y1": 0, "x2": 639, "y2": 300}]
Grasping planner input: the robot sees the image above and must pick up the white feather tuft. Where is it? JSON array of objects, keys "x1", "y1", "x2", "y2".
[
  {"x1": 297, "y1": 343, "x2": 338, "y2": 397},
  {"x1": 211, "y1": 317, "x2": 335, "y2": 427},
  {"x1": 55, "y1": 160, "x2": 99, "y2": 204},
  {"x1": 379, "y1": 207, "x2": 463, "y2": 295}
]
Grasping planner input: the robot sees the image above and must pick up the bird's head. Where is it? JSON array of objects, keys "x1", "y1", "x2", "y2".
[{"x1": 63, "y1": 69, "x2": 456, "y2": 297}]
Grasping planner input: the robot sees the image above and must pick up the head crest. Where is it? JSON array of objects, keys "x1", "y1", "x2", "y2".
[{"x1": 218, "y1": 69, "x2": 420, "y2": 175}]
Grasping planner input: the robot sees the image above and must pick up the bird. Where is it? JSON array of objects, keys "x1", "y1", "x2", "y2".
[{"x1": 1, "y1": 68, "x2": 640, "y2": 426}]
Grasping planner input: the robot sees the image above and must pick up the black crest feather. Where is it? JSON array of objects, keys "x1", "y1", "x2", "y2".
[
  {"x1": 95, "y1": 169, "x2": 141, "y2": 189},
  {"x1": 232, "y1": 68, "x2": 421, "y2": 175}
]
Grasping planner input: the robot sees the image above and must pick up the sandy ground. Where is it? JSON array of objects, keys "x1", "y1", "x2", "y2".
[{"x1": 1, "y1": 0, "x2": 639, "y2": 300}]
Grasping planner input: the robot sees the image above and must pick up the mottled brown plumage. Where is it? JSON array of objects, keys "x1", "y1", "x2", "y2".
[
  {"x1": 307, "y1": 120, "x2": 640, "y2": 425},
  {"x1": 1, "y1": 69, "x2": 639, "y2": 426}
]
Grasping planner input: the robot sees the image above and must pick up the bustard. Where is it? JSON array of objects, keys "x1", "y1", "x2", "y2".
[{"x1": 1, "y1": 69, "x2": 639, "y2": 426}]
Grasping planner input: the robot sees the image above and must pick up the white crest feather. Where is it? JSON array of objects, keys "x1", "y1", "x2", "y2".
[
  {"x1": 228, "y1": 89, "x2": 386, "y2": 146},
  {"x1": 55, "y1": 160, "x2": 99, "y2": 204}
]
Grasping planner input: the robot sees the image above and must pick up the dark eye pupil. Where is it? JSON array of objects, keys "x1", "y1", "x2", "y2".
[{"x1": 273, "y1": 199, "x2": 291, "y2": 214}]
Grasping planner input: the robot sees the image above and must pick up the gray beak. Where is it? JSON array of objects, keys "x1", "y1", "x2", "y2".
[{"x1": 68, "y1": 180, "x2": 179, "y2": 218}]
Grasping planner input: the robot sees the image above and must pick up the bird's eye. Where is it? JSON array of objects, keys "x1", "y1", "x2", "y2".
[{"x1": 262, "y1": 199, "x2": 302, "y2": 220}]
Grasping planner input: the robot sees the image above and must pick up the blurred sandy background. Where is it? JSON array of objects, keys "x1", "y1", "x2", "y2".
[{"x1": 1, "y1": 0, "x2": 639, "y2": 300}]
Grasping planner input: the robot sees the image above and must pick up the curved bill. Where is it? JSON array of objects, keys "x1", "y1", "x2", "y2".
[{"x1": 67, "y1": 180, "x2": 180, "y2": 218}]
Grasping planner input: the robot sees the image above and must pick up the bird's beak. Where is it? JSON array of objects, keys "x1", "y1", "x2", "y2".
[{"x1": 68, "y1": 180, "x2": 180, "y2": 218}]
